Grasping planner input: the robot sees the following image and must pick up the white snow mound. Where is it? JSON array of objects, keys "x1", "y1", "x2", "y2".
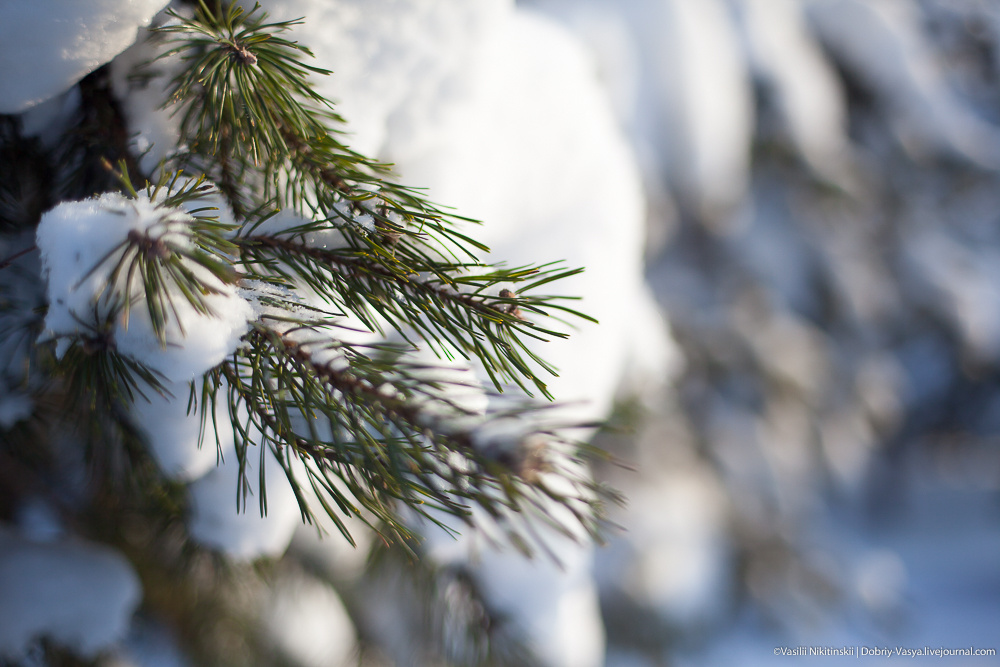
[
  {"x1": 0, "y1": 0, "x2": 168, "y2": 114},
  {"x1": 36, "y1": 191, "x2": 252, "y2": 383},
  {"x1": 0, "y1": 527, "x2": 141, "y2": 659}
]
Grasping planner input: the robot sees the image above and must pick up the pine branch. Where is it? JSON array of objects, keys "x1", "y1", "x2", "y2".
[
  {"x1": 39, "y1": 0, "x2": 619, "y2": 554},
  {"x1": 53, "y1": 304, "x2": 168, "y2": 410},
  {"x1": 364, "y1": 544, "x2": 546, "y2": 667},
  {"x1": 237, "y1": 230, "x2": 594, "y2": 397},
  {"x1": 157, "y1": 1, "x2": 334, "y2": 166},
  {"x1": 2, "y1": 1, "x2": 627, "y2": 662},
  {"x1": 209, "y1": 320, "x2": 609, "y2": 550},
  {"x1": 83, "y1": 171, "x2": 240, "y2": 345},
  {"x1": 154, "y1": 1, "x2": 489, "y2": 260},
  {"x1": 151, "y1": 0, "x2": 597, "y2": 391},
  {"x1": 0, "y1": 118, "x2": 53, "y2": 231}
]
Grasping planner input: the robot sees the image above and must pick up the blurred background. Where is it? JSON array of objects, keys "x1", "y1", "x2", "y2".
[{"x1": 519, "y1": 0, "x2": 1000, "y2": 664}]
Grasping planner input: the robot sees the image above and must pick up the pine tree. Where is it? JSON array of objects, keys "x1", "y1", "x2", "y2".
[{"x1": 0, "y1": 1, "x2": 620, "y2": 664}]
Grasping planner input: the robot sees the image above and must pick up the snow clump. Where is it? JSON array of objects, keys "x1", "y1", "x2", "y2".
[
  {"x1": 186, "y1": 437, "x2": 303, "y2": 560},
  {"x1": 0, "y1": 527, "x2": 141, "y2": 660},
  {"x1": 36, "y1": 190, "x2": 252, "y2": 383},
  {"x1": 0, "y1": 0, "x2": 169, "y2": 114}
]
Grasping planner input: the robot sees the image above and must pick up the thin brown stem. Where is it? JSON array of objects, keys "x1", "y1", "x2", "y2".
[{"x1": 0, "y1": 245, "x2": 36, "y2": 270}]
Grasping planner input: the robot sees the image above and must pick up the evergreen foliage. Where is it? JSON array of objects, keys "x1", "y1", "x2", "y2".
[{"x1": 0, "y1": 0, "x2": 612, "y2": 569}]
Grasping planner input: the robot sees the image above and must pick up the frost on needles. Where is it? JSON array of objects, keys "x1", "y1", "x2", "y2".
[{"x1": 10, "y1": 0, "x2": 615, "y2": 560}]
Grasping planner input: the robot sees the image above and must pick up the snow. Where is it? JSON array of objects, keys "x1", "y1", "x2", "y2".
[
  {"x1": 0, "y1": 386, "x2": 32, "y2": 430},
  {"x1": 243, "y1": 0, "x2": 511, "y2": 159},
  {"x1": 655, "y1": 0, "x2": 754, "y2": 227},
  {"x1": 806, "y1": 0, "x2": 1000, "y2": 168},
  {"x1": 735, "y1": 0, "x2": 855, "y2": 186},
  {"x1": 0, "y1": 0, "x2": 168, "y2": 114},
  {"x1": 603, "y1": 468, "x2": 731, "y2": 626},
  {"x1": 186, "y1": 439, "x2": 302, "y2": 560},
  {"x1": 12, "y1": 498, "x2": 64, "y2": 543},
  {"x1": 397, "y1": 341, "x2": 489, "y2": 421},
  {"x1": 471, "y1": 526, "x2": 604, "y2": 667},
  {"x1": 672, "y1": 480, "x2": 1000, "y2": 667},
  {"x1": 902, "y1": 227, "x2": 1000, "y2": 363},
  {"x1": 17, "y1": 88, "x2": 82, "y2": 148},
  {"x1": 112, "y1": 619, "x2": 190, "y2": 667},
  {"x1": 416, "y1": 501, "x2": 606, "y2": 667},
  {"x1": 0, "y1": 527, "x2": 140, "y2": 660},
  {"x1": 386, "y1": 9, "x2": 677, "y2": 430},
  {"x1": 367, "y1": 9, "x2": 682, "y2": 663},
  {"x1": 129, "y1": 378, "x2": 233, "y2": 481},
  {"x1": 110, "y1": 22, "x2": 187, "y2": 177},
  {"x1": 36, "y1": 191, "x2": 252, "y2": 383},
  {"x1": 290, "y1": 516, "x2": 373, "y2": 584},
  {"x1": 262, "y1": 569, "x2": 358, "y2": 667},
  {"x1": 527, "y1": 0, "x2": 755, "y2": 229}
]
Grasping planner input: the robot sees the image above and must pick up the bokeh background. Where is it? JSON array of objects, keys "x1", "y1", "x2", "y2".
[{"x1": 522, "y1": 0, "x2": 1000, "y2": 664}]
